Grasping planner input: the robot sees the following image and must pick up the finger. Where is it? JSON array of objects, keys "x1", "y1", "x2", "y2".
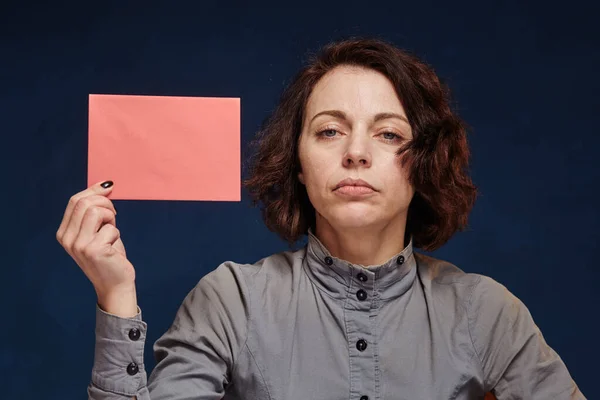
[
  {"x1": 57, "y1": 180, "x2": 114, "y2": 242},
  {"x1": 90, "y1": 222, "x2": 121, "y2": 250},
  {"x1": 75, "y1": 224, "x2": 122, "y2": 287},
  {"x1": 62, "y1": 197, "x2": 116, "y2": 250},
  {"x1": 112, "y1": 237, "x2": 126, "y2": 257},
  {"x1": 73, "y1": 206, "x2": 117, "y2": 253},
  {"x1": 83, "y1": 224, "x2": 122, "y2": 267},
  {"x1": 57, "y1": 180, "x2": 115, "y2": 241}
]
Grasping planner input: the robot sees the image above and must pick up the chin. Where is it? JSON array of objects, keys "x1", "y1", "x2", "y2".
[{"x1": 326, "y1": 205, "x2": 382, "y2": 230}]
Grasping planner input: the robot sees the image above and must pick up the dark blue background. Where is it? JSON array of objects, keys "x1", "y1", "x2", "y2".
[{"x1": 2, "y1": 1, "x2": 597, "y2": 398}]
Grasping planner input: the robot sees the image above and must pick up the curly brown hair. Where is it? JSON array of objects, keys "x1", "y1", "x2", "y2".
[{"x1": 244, "y1": 37, "x2": 477, "y2": 251}]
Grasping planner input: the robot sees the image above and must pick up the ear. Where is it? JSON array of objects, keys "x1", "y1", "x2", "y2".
[{"x1": 298, "y1": 171, "x2": 305, "y2": 185}]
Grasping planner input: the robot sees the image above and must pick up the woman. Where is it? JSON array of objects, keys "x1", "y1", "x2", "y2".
[{"x1": 56, "y1": 38, "x2": 585, "y2": 399}]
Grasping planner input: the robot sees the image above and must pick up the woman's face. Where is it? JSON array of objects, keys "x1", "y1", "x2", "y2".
[{"x1": 298, "y1": 65, "x2": 415, "y2": 232}]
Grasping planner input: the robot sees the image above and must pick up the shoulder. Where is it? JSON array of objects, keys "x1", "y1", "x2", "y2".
[
  {"x1": 467, "y1": 273, "x2": 527, "y2": 337},
  {"x1": 414, "y1": 252, "x2": 481, "y2": 303},
  {"x1": 173, "y1": 246, "x2": 305, "y2": 333},
  {"x1": 415, "y1": 252, "x2": 522, "y2": 319},
  {"x1": 195, "y1": 245, "x2": 306, "y2": 300}
]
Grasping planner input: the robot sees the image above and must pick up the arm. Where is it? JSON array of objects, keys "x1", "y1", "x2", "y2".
[
  {"x1": 87, "y1": 304, "x2": 149, "y2": 400},
  {"x1": 468, "y1": 276, "x2": 586, "y2": 399},
  {"x1": 88, "y1": 262, "x2": 250, "y2": 400}
]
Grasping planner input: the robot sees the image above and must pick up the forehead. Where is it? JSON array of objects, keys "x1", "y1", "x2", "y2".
[{"x1": 305, "y1": 65, "x2": 406, "y2": 118}]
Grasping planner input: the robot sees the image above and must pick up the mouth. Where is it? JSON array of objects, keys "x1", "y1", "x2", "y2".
[{"x1": 333, "y1": 178, "x2": 377, "y2": 195}]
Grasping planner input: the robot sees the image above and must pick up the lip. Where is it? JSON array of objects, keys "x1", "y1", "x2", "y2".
[
  {"x1": 335, "y1": 185, "x2": 376, "y2": 196},
  {"x1": 334, "y1": 178, "x2": 376, "y2": 192}
]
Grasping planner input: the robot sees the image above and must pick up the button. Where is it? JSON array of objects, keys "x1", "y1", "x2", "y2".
[
  {"x1": 126, "y1": 362, "x2": 139, "y2": 375},
  {"x1": 357, "y1": 272, "x2": 368, "y2": 282},
  {"x1": 128, "y1": 328, "x2": 141, "y2": 341},
  {"x1": 356, "y1": 339, "x2": 367, "y2": 351},
  {"x1": 356, "y1": 289, "x2": 367, "y2": 301},
  {"x1": 360, "y1": 396, "x2": 369, "y2": 400},
  {"x1": 324, "y1": 256, "x2": 333, "y2": 265},
  {"x1": 396, "y1": 255, "x2": 405, "y2": 265}
]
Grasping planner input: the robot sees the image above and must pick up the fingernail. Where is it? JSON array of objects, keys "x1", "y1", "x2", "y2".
[{"x1": 101, "y1": 180, "x2": 114, "y2": 189}]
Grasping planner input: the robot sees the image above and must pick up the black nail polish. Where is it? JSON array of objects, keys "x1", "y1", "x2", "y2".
[{"x1": 101, "y1": 180, "x2": 114, "y2": 189}]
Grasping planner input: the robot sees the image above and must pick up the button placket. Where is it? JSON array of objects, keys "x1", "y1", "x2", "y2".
[
  {"x1": 346, "y1": 269, "x2": 376, "y2": 399},
  {"x1": 355, "y1": 269, "x2": 372, "y2": 303}
]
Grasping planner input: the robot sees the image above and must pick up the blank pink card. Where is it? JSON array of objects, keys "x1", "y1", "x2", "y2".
[{"x1": 88, "y1": 94, "x2": 240, "y2": 201}]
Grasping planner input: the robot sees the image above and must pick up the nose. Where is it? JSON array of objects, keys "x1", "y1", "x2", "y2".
[{"x1": 342, "y1": 132, "x2": 372, "y2": 168}]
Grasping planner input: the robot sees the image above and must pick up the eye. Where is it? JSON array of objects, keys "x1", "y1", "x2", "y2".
[
  {"x1": 381, "y1": 132, "x2": 402, "y2": 141},
  {"x1": 317, "y1": 129, "x2": 339, "y2": 138}
]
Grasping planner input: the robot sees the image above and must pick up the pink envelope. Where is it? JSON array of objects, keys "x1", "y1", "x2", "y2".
[{"x1": 88, "y1": 94, "x2": 241, "y2": 201}]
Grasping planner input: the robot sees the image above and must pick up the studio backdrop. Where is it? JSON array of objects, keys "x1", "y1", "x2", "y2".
[{"x1": 2, "y1": 1, "x2": 597, "y2": 399}]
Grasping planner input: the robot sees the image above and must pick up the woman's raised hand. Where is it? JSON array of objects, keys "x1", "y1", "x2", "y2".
[{"x1": 56, "y1": 181, "x2": 138, "y2": 317}]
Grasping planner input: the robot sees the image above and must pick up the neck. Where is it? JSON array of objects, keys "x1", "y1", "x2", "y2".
[{"x1": 314, "y1": 214, "x2": 408, "y2": 266}]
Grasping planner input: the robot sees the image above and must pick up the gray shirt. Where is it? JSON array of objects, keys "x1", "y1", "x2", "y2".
[{"x1": 88, "y1": 231, "x2": 585, "y2": 399}]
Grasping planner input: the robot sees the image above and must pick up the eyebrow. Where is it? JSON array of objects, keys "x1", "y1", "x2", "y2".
[{"x1": 309, "y1": 110, "x2": 410, "y2": 125}]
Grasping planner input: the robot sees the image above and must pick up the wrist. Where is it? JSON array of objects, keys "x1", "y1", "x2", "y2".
[{"x1": 97, "y1": 286, "x2": 138, "y2": 318}]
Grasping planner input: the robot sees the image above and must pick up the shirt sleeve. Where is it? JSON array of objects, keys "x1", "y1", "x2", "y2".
[
  {"x1": 87, "y1": 304, "x2": 149, "y2": 400},
  {"x1": 88, "y1": 262, "x2": 250, "y2": 400},
  {"x1": 468, "y1": 275, "x2": 586, "y2": 399}
]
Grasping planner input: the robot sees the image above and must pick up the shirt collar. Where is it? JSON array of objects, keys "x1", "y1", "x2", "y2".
[{"x1": 303, "y1": 228, "x2": 417, "y2": 302}]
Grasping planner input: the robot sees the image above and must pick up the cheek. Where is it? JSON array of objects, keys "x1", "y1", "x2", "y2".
[
  {"x1": 302, "y1": 153, "x2": 333, "y2": 190},
  {"x1": 384, "y1": 161, "x2": 414, "y2": 200},
  {"x1": 304, "y1": 165, "x2": 329, "y2": 194}
]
